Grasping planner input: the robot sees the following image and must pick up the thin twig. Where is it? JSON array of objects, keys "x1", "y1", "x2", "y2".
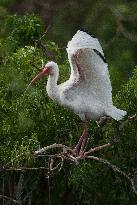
[
  {"x1": 16, "y1": 171, "x2": 25, "y2": 204},
  {"x1": 0, "y1": 153, "x2": 30, "y2": 173},
  {"x1": 38, "y1": 25, "x2": 51, "y2": 41},
  {"x1": 108, "y1": 5, "x2": 137, "y2": 42},
  {"x1": 0, "y1": 194, "x2": 20, "y2": 204},
  {"x1": 5, "y1": 167, "x2": 48, "y2": 171},
  {"x1": 87, "y1": 156, "x2": 137, "y2": 194}
]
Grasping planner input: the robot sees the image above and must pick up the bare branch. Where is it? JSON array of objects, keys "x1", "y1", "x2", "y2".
[
  {"x1": 1, "y1": 114, "x2": 136, "y2": 199},
  {"x1": 87, "y1": 156, "x2": 137, "y2": 194},
  {"x1": 34, "y1": 143, "x2": 75, "y2": 155},
  {"x1": 0, "y1": 153, "x2": 29, "y2": 173},
  {"x1": 108, "y1": 5, "x2": 137, "y2": 42},
  {"x1": 0, "y1": 194, "x2": 20, "y2": 204},
  {"x1": 85, "y1": 143, "x2": 111, "y2": 155},
  {"x1": 5, "y1": 167, "x2": 48, "y2": 171},
  {"x1": 35, "y1": 25, "x2": 51, "y2": 42},
  {"x1": 15, "y1": 171, "x2": 25, "y2": 204}
]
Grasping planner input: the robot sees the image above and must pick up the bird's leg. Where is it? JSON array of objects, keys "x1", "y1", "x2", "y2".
[
  {"x1": 79, "y1": 124, "x2": 89, "y2": 155},
  {"x1": 74, "y1": 116, "x2": 89, "y2": 156}
]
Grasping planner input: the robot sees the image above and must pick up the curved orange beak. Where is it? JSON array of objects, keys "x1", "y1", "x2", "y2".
[{"x1": 25, "y1": 66, "x2": 49, "y2": 92}]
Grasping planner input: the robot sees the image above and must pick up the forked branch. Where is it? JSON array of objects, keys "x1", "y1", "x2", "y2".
[{"x1": 33, "y1": 115, "x2": 137, "y2": 194}]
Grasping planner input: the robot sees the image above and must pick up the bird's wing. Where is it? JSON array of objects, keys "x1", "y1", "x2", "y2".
[{"x1": 63, "y1": 30, "x2": 112, "y2": 105}]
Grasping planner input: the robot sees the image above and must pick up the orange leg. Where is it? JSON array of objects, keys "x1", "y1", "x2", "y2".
[{"x1": 74, "y1": 115, "x2": 89, "y2": 156}]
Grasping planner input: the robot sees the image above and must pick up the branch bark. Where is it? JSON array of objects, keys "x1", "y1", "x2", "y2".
[
  {"x1": 87, "y1": 156, "x2": 137, "y2": 194},
  {"x1": 34, "y1": 143, "x2": 75, "y2": 155},
  {"x1": 0, "y1": 194, "x2": 20, "y2": 204}
]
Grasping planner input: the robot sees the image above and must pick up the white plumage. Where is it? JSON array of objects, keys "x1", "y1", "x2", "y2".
[
  {"x1": 46, "y1": 30, "x2": 126, "y2": 121},
  {"x1": 30, "y1": 30, "x2": 127, "y2": 121},
  {"x1": 29, "y1": 29, "x2": 127, "y2": 155}
]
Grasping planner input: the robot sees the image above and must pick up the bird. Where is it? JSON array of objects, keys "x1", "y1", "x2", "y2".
[{"x1": 28, "y1": 29, "x2": 127, "y2": 156}]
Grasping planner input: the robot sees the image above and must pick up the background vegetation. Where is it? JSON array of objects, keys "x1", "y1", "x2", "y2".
[{"x1": 0, "y1": 0, "x2": 137, "y2": 204}]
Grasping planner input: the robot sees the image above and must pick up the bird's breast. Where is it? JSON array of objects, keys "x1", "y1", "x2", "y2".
[
  {"x1": 59, "y1": 85, "x2": 106, "y2": 120},
  {"x1": 46, "y1": 84, "x2": 60, "y2": 103}
]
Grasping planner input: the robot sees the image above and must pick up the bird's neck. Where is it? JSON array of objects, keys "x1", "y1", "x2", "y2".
[{"x1": 46, "y1": 70, "x2": 60, "y2": 102}]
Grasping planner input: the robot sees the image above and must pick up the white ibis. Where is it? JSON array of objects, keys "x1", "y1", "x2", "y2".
[{"x1": 28, "y1": 29, "x2": 127, "y2": 156}]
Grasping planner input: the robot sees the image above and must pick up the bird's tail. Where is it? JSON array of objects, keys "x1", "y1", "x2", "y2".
[{"x1": 106, "y1": 106, "x2": 127, "y2": 121}]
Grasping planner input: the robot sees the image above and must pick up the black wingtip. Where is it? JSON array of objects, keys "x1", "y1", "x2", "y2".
[
  {"x1": 93, "y1": 49, "x2": 107, "y2": 63},
  {"x1": 79, "y1": 28, "x2": 96, "y2": 38}
]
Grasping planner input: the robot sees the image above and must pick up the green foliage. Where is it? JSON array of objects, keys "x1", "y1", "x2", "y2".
[
  {"x1": 1, "y1": 13, "x2": 43, "y2": 46},
  {"x1": 115, "y1": 67, "x2": 137, "y2": 113},
  {"x1": 0, "y1": 14, "x2": 79, "y2": 166},
  {"x1": 0, "y1": 8, "x2": 137, "y2": 205},
  {"x1": 65, "y1": 68, "x2": 137, "y2": 205}
]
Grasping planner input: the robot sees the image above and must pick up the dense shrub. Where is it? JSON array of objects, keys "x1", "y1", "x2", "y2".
[{"x1": 0, "y1": 13, "x2": 137, "y2": 205}]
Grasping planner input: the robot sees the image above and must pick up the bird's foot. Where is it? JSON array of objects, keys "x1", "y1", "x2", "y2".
[{"x1": 73, "y1": 134, "x2": 89, "y2": 157}]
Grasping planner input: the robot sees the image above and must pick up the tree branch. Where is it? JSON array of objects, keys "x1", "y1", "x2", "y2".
[
  {"x1": 0, "y1": 194, "x2": 20, "y2": 204},
  {"x1": 87, "y1": 156, "x2": 137, "y2": 194},
  {"x1": 85, "y1": 143, "x2": 111, "y2": 155},
  {"x1": 108, "y1": 5, "x2": 137, "y2": 42},
  {"x1": 34, "y1": 143, "x2": 75, "y2": 155}
]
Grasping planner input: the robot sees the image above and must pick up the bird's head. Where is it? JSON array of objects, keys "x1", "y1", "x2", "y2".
[
  {"x1": 25, "y1": 61, "x2": 59, "y2": 92},
  {"x1": 26, "y1": 61, "x2": 58, "y2": 89}
]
